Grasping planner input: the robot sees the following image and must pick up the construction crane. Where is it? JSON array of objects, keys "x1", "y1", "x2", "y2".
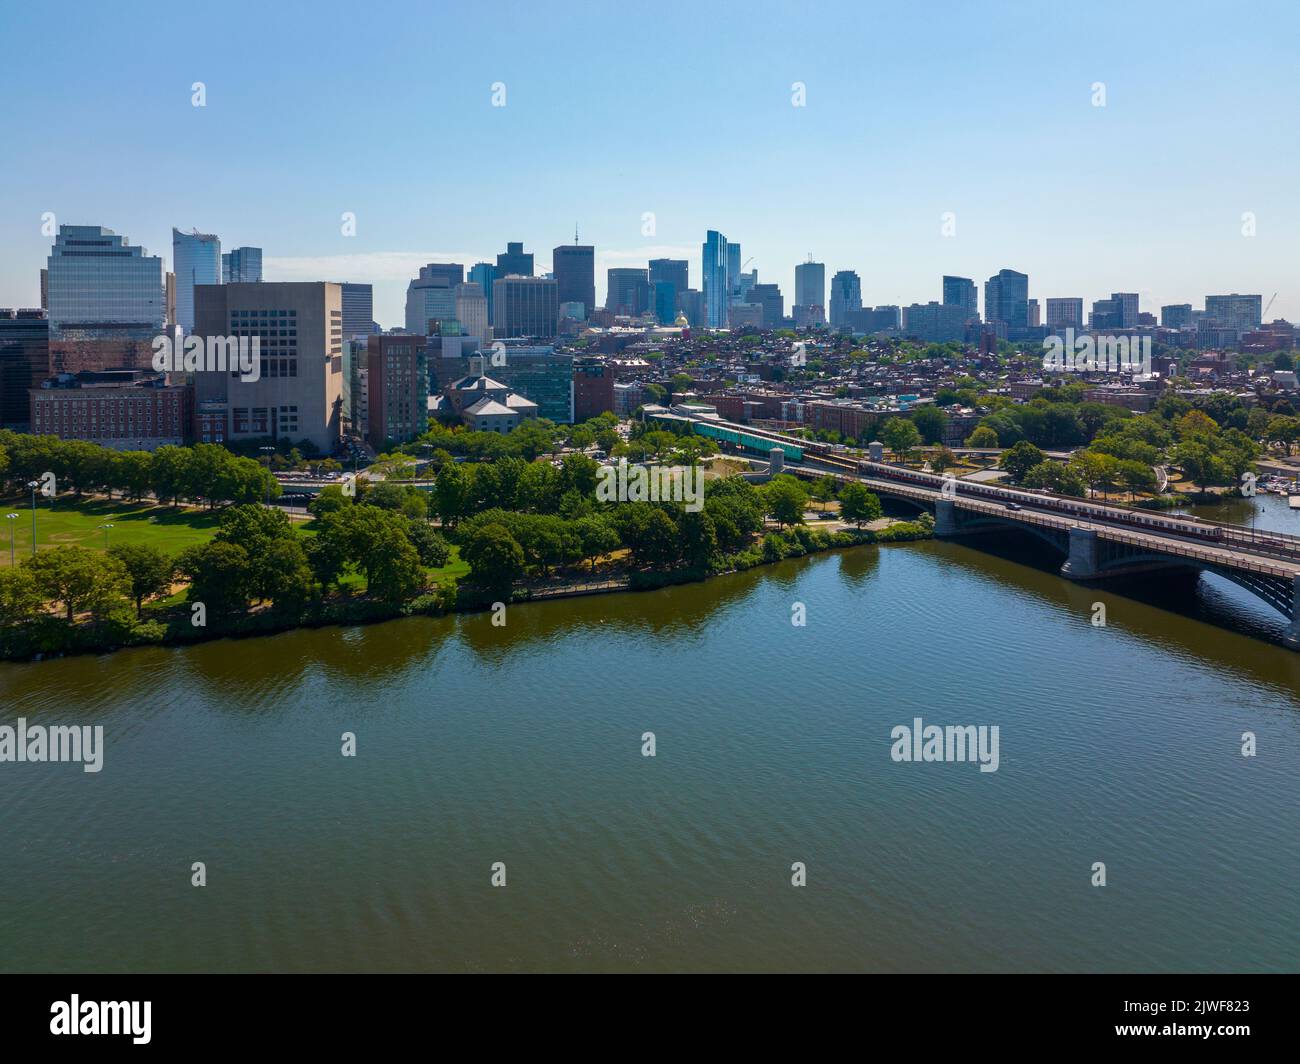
[{"x1": 1264, "y1": 291, "x2": 1278, "y2": 317}]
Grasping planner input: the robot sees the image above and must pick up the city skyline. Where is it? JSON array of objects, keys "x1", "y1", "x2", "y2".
[{"x1": 2, "y1": 1, "x2": 1297, "y2": 326}]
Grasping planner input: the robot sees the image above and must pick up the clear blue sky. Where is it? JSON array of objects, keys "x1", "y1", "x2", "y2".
[{"x1": 2, "y1": 0, "x2": 1297, "y2": 327}]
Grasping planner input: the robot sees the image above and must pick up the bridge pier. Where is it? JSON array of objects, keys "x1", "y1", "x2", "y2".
[
  {"x1": 934, "y1": 498, "x2": 959, "y2": 536},
  {"x1": 1060, "y1": 526, "x2": 1099, "y2": 580},
  {"x1": 1286, "y1": 574, "x2": 1300, "y2": 651}
]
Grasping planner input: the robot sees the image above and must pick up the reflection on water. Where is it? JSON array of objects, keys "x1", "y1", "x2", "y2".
[{"x1": 1, "y1": 530, "x2": 1298, "y2": 973}]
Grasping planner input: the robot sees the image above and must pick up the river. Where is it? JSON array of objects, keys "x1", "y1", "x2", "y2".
[{"x1": 1, "y1": 497, "x2": 1298, "y2": 972}]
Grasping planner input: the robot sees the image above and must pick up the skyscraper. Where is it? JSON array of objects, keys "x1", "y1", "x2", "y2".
[
  {"x1": 702, "y1": 230, "x2": 729, "y2": 329},
  {"x1": 47, "y1": 225, "x2": 165, "y2": 373},
  {"x1": 1161, "y1": 304, "x2": 1194, "y2": 329},
  {"x1": 1112, "y1": 292, "x2": 1140, "y2": 329},
  {"x1": 454, "y1": 282, "x2": 489, "y2": 339},
  {"x1": 469, "y1": 263, "x2": 496, "y2": 324},
  {"x1": 222, "y1": 247, "x2": 263, "y2": 284},
  {"x1": 366, "y1": 334, "x2": 428, "y2": 447},
  {"x1": 405, "y1": 263, "x2": 465, "y2": 335},
  {"x1": 341, "y1": 283, "x2": 375, "y2": 340},
  {"x1": 983, "y1": 269, "x2": 1029, "y2": 329},
  {"x1": 1205, "y1": 294, "x2": 1262, "y2": 334},
  {"x1": 492, "y1": 276, "x2": 558, "y2": 339},
  {"x1": 496, "y1": 241, "x2": 534, "y2": 277},
  {"x1": 552, "y1": 244, "x2": 595, "y2": 316},
  {"x1": 795, "y1": 261, "x2": 825, "y2": 310},
  {"x1": 749, "y1": 283, "x2": 784, "y2": 328},
  {"x1": 0, "y1": 308, "x2": 49, "y2": 430},
  {"x1": 173, "y1": 228, "x2": 221, "y2": 332},
  {"x1": 606, "y1": 268, "x2": 650, "y2": 316},
  {"x1": 649, "y1": 258, "x2": 688, "y2": 321},
  {"x1": 727, "y1": 243, "x2": 742, "y2": 302},
  {"x1": 941, "y1": 276, "x2": 978, "y2": 319},
  {"x1": 829, "y1": 271, "x2": 862, "y2": 328}
]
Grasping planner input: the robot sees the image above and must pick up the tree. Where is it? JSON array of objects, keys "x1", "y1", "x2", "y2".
[
  {"x1": 461, "y1": 523, "x2": 524, "y2": 597},
  {"x1": 257, "y1": 538, "x2": 315, "y2": 612},
  {"x1": 839, "y1": 482, "x2": 882, "y2": 528},
  {"x1": 910, "y1": 405, "x2": 949, "y2": 445},
  {"x1": 999, "y1": 440, "x2": 1047, "y2": 483},
  {"x1": 107, "y1": 543, "x2": 175, "y2": 617},
  {"x1": 965, "y1": 425, "x2": 1000, "y2": 449},
  {"x1": 24, "y1": 546, "x2": 130, "y2": 622},
  {"x1": 573, "y1": 516, "x2": 620, "y2": 573},
  {"x1": 929, "y1": 446, "x2": 957, "y2": 474},
  {"x1": 763, "y1": 474, "x2": 809, "y2": 529},
  {"x1": 881, "y1": 418, "x2": 922, "y2": 461},
  {"x1": 812, "y1": 475, "x2": 839, "y2": 511},
  {"x1": 177, "y1": 541, "x2": 255, "y2": 617},
  {"x1": 0, "y1": 567, "x2": 44, "y2": 627},
  {"x1": 1117, "y1": 460, "x2": 1157, "y2": 500},
  {"x1": 434, "y1": 460, "x2": 471, "y2": 527},
  {"x1": 407, "y1": 524, "x2": 451, "y2": 568}
]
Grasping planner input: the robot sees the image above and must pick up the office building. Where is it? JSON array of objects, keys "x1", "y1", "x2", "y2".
[
  {"x1": 47, "y1": 225, "x2": 165, "y2": 374},
  {"x1": 340, "y1": 283, "x2": 376, "y2": 341},
  {"x1": 492, "y1": 276, "x2": 559, "y2": 340},
  {"x1": 573, "y1": 357, "x2": 615, "y2": 420},
  {"x1": 795, "y1": 261, "x2": 825, "y2": 310},
  {"x1": 829, "y1": 271, "x2": 862, "y2": 328},
  {"x1": 469, "y1": 262, "x2": 496, "y2": 324},
  {"x1": 678, "y1": 288, "x2": 704, "y2": 328},
  {"x1": 191, "y1": 281, "x2": 344, "y2": 453},
  {"x1": 454, "y1": 282, "x2": 489, "y2": 340},
  {"x1": 0, "y1": 308, "x2": 49, "y2": 430},
  {"x1": 846, "y1": 306, "x2": 902, "y2": 334},
  {"x1": 173, "y1": 228, "x2": 221, "y2": 332},
  {"x1": 553, "y1": 244, "x2": 595, "y2": 317},
  {"x1": 606, "y1": 268, "x2": 650, "y2": 316},
  {"x1": 1161, "y1": 304, "x2": 1194, "y2": 329},
  {"x1": 749, "y1": 283, "x2": 784, "y2": 328},
  {"x1": 649, "y1": 258, "x2": 688, "y2": 323},
  {"x1": 222, "y1": 247, "x2": 263, "y2": 284},
  {"x1": 405, "y1": 263, "x2": 464, "y2": 335},
  {"x1": 496, "y1": 241, "x2": 534, "y2": 277},
  {"x1": 1112, "y1": 292, "x2": 1139, "y2": 329}
]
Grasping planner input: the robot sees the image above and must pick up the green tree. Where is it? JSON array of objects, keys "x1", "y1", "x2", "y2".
[
  {"x1": 177, "y1": 541, "x2": 255, "y2": 617},
  {"x1": 838, "y1": 482, "x2": 882, "y2": 528},
  {"x1": 573, "y1": 516, "x2": 620, "y2": 573},
  {"x1": 881, "y1": 418, "x2": 922, "y2": 461},
  {"x1": 1000, "y1": 440, "x2": 1047, "y2": 482},
  {"x1": 964, "y1": 425, "x2": 1000, "y2": 449},
  {"x1": 107, "y1": 543, "x2": 175, "y2": 617},
  {"x1": 764, "y1": 474, "x2": 810, "y2": 529},
  {"x1": 0, "y1": 567, "x2": 44, "y2": 627},
  {"x1": 461, "y1": 523, "x2": 525, "y2": 597},
  {"x1": 25, "y1": 546, "x2": 130, "y2": 622}
]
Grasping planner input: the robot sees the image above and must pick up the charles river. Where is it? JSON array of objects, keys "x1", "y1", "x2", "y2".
[{"x1": 2, "y1": 497, "x2": 1298, "y2": 973}]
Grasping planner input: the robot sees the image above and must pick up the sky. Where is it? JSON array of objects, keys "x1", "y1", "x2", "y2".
[{"x1": 2, "y1": 0, "x2": 1298, "y2": 329}]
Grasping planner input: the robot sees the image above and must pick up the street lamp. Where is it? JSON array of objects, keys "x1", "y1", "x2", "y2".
[
  {"x1": 98, "y1": 523, "x2": 114, "y2": 550},
  {"x1": 5, "y1": 513, "x2": 18, "y2": 566},
  {"x1": 260, "y1": 446, "x2": 275, "y2": 505},
  {"x1": 26, "y1": 481, "x2": 38, "y2": 557}
]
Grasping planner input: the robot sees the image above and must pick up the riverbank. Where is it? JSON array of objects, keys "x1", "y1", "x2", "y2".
[{"x1": 0, "y1": 517, "x2": 934, "y2": 662}]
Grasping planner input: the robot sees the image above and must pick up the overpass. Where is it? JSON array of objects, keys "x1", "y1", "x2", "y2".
[{"x1": 657, "y1": 409, "x2": 1300, "y2": 648}]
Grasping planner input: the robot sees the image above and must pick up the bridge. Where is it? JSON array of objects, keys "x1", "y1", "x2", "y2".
[{"x1": 653, "y1": 408, "x2": 1300, "y2": 648}]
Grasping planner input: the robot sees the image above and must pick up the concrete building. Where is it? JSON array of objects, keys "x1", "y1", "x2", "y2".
[
  {"x1": 902, "y1": 302, "x2": 967, "y2": 342},
  {"x1": 341, "y1": 283, "x2": 376, "y2": 341},
  {"x1": 941, "y1": 276, "x2": 978, "y2": 319},
  {"x1": 795, "y1": 260, "x2": 825, "y2": 311},
  {"x1": 606, "y1": 268, "x2": 650, "y2": 316},
  {"x1": 405, "y1": 263, "x2": 464, "y2": 336},
  {"x1": 553, "y1": 244, "x2": 595, "y2": 317},
  {"x1": 573, "y1": 357, "x2": 615, "y2": 420},
  {"x1": 496, "y1": 241, "x2": 534, "y2": 277},
  {"x1": 192, "y1": 281, "x2": 344, "y2": 453},
  {"x1": 1046, "y1": 298, "x2": 1084, "y2": 331},
  {"x1": 454, "y1": 282, "x2": 489, "y2": 341}
]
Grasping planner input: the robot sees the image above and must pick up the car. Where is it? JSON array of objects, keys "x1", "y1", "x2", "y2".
[{"x1": 1004, "y1": 502, "x2": 1023, "y2": 511}]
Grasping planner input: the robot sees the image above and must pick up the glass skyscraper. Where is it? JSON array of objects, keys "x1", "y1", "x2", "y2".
[
  {"x1": 47, "y1": 225, "x2": 165, "y2": 337},
  {"x1": 702, "y1": 230, "x2": 730, "y2": 328},
  {"x1": 173, "y1": 228, "x2": 222, "y2": 332},
  {"x1": 983, "y1": 269, "x2": 1029, "y2": 329},
  {"x1": 222, "y1": 246, "x2": 263, "y2": 284},
  {"x1": 829, "y1": 271, "x2": 862, "y2": 328}
]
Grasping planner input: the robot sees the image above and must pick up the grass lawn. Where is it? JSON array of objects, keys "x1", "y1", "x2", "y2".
[{"x1": 0, "y1": 495, "x2": 221, "y2": 566}]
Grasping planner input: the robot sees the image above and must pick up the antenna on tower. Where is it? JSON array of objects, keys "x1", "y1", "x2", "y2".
[{"x1": 575, "y1": 224, "x2": 579, "y2": 245}]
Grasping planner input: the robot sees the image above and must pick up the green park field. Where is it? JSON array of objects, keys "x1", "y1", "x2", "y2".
[{"x1": 0, "y1": 496, "x2": 221, "y2": 565}]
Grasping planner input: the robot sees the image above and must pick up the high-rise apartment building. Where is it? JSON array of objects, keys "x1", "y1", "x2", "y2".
[
  {"x1": 222, "y1": 247, "x2": 263, "y2": 284},
  {"x1": 492, "y1": 276, "x2": 559, "y2": 339},
  {"x1": 366, "y1": 334, "x2": 428, "y2": 446},
  {"x1": 1045, "y1": 298, "x2": 1084, "y2": 331},
  {"x1": 1112, "y1": 292, "x2": 1139, "y2": 329},
  {"x1": 192, "y1": 281, "x2": 344, "y2": 453},
  {"x1": 829, "y1": 271, "x2": 862, "y2": 328},
  {"x1": 173, "y1": 228, "x2": 222, "y2": 332},
  {"x1": 702, "y1": 230, "x2": 730, "y2": 328},
  {"x1": 1205, "y1": 294, "x2": 1262, "y2": 335},
  {"x1": 552, "y1": 244, "x2": 595, "y2": 317},
  {"x1": 47, "y1": 225, "x2": 166, "y2": 373},
  {"x1": 1161, "y1": 304, "x2": 1194, "y2": 329},
  {"x1": 941, "y1": 276, "x2": 978, "y2": 319},
  {"x1": 903, "y1": 302, "x2": 967, "y2": 343},
  {"x1": 983, "y1": 269, "x2": 1029, "y2": 329}
]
